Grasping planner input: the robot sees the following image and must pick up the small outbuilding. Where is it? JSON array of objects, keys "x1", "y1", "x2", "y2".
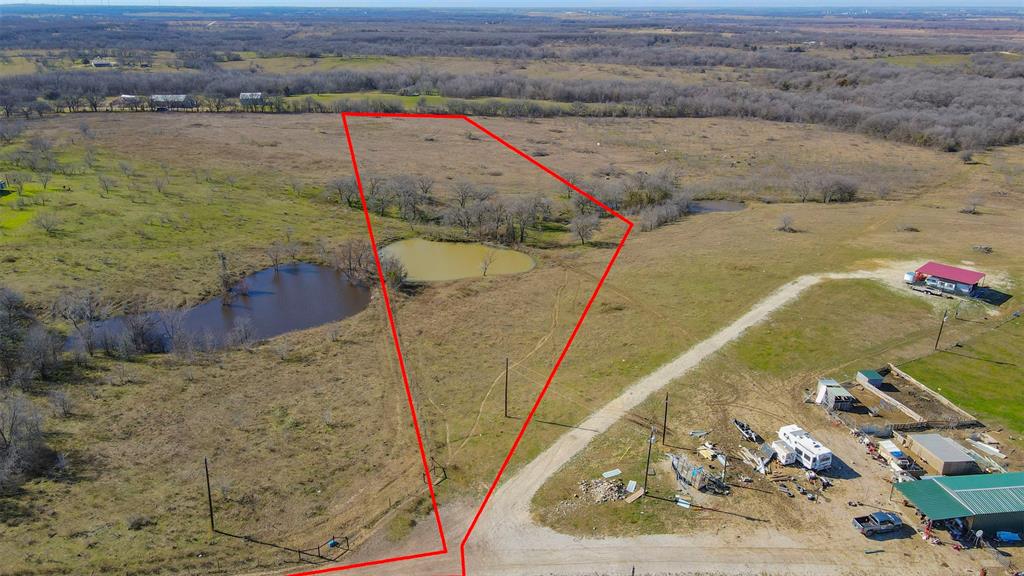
[
  {"x1": 910, "y1": 261, "x2": 986, "y2": 296},
  {"x1": 856, "y1": 370, "x2": 884, "y2": 387},
  {"x1": 240, "y1": 92, "x2": 264, "y2": 108},
  {"x1": 907, "y1": 433, "x2": 979, "y2": 476},
  {"x1": 150, "y1": 94, "x2": 197, "y2": 110},
  {"x1": 896, "y1": 472, "x2": 1024, "y2": 535},
  {"x1": 815, "y1": 378, "x2": 856, "y2": 412}
]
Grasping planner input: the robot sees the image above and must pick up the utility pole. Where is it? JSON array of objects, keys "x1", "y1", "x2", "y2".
[
  {"x1": 504, "y1": 357, "x2": 510, "y2": 418},
  {"x1": 643, "y1": 427, "x2": 655, "y2": 493},
  {"x1": 934, "y1": 309, "x2": 949, "y2": 350},
  {"x1": 204, "y1": 457, "x2": 214, "y2": 532},
  {"x1": 662, "y1": 394, "x2": 669, "y2": 445}
]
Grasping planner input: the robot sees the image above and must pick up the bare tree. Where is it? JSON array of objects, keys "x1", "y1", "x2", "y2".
[
  {"x1": 818, "y1": 176, "x2": 859, "y2": 203},
  {"x1": 227, "y1": 318, "x2": 256, "y2": 350},
  {"x1": 98, "y1": 175, "x2": 117, "y2": 197},
  {"x1": 82, "y1": 146, "x2": 96, "y2": 169},
  {"x1": 480, "y1": 249, "x2": 496, "y2": 276},
  {"x1": 20, "y1": 324, "x2": 63, "y2": 381},
  {"x1": 776, "y1": 214, "x2": 797, "y2": 233},
  {"x1": 453, "y1": 181, "x2": 477, "y2": 208},
  {"x1": 792, "y1": 173, "x2": 816, "y2": 202},
  {"x1": 325, "y1": 177, "x2": 359, "y2": 207},
  {"x1": 78, "y1": 121, "x2": 94, "y2": 140},
  {"x1": 266, "y1": 241, "x2": 286, "y2": 269},
  {"x1": 358, "y1": 175, "x2": 388, "y2": 216},
  {"x1": 379, "y1": 254, "x2": 408, "y2": 290},
  {"x1": 8, "y1": 172, "x2": 30, "y2": 196},
  {"x1": 569, "y1": 213, "x2": 600, "y2": 245},
  {"x1": 32, "y1": 212, "x2": 62, "y2": 236},
  {"x1": 0, "y1": 392, "x2": 45, "y2": 490},
  {"x1": 53, "y1": 289, "x2": 109, "y2": 356},
  {"x1": 0, "y1": 288, "x2": 35, "y2": 387},
  {"x1": 415, "y1": 175, "x2": 435, "y2": 197},
  {"x1": 48, "y1": 389, "x2": 73, "y2": 418},
  {"x1": 561, "y1": 171, "x2": 580, "y2": 199},
  {"x1": 157, "y1": 309, "x2": 193, "y2": 361},
  {"x1": 0, "y1": 120, "x2": 25, "y2": 145},
  {"x1": 333, "y1": 238, "x2": 373, "y2": 280},
  {"x1": 37, "y1": 172, "x2": 52, "y2": 191},
  {"x1": 118, "y1": 161, "x2": 135, "y2": 178},
  {"x1": 217, "y1": 251, "x2": 237, "y2": 303},
  {"x1": 153, "y1": 176, "x2": 169, "y2": 195},
  {"x1": 392, "y1": 175, "x2": 424, "y2": 223},
  {"x1": 961, "y1": 195, "x2": 984, "y2": 215}
]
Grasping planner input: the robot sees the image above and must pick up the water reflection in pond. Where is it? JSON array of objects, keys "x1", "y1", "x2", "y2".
[
  {"x1": 75, "y1": 263, "x2": 370, "y2": 351},
  {"x1": 688, "y1": 200, "x2": 746, "y2": 214},
  {"x1": 382, "y1": 238, "x2": 535, "y2": 282}
]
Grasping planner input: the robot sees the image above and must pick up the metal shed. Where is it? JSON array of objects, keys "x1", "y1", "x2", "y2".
[
  {"x1": 896, "y1": 472, "x2": 1024, "y2": 534},
  {"x1": 856, "y1": 370, "x2": 884, "y2": 387},
  {"x1": 907, "y1": 433, "x2": 979, "y2": 476},
  {"x1": 815, "y1": 379, "x2": 856, "y2": 412}
]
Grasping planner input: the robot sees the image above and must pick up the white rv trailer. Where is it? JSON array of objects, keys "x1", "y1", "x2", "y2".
[{"x1": 778, "y1": 424, "x2": 833, "y2": 471}]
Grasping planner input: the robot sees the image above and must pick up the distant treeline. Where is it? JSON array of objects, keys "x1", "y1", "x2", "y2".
[
  {"x1": 2, "y1": 61, "x2": 1021, "y2": 151},
  {"x1": 2, "y1": 10, "x2": 1021, "y2": 59}
]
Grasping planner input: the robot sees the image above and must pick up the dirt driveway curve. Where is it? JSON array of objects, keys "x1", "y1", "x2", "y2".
[{"x1": 277, "y1": 263, "x2": 984, "y2": 576}]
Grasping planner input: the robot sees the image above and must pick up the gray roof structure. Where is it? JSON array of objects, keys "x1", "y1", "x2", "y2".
[{"x1": 910, "y1": 433, "x2": 974, "y2": 464}]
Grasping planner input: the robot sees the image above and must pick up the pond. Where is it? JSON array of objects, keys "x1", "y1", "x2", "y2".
[
  {"x1": 72, "y1": 263, "x2": 370, "y2": 352},
  {"x1": 381, "y1": 238, "x2": 535, "y2": 282},
  {"x1": 688, "y1": 200, "x2": 746, "y2": 214}
]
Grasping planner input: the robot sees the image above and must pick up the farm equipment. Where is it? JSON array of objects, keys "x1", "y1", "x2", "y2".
[{"x1": 852, "y1": 512, "x2": 903, "y2": 537}]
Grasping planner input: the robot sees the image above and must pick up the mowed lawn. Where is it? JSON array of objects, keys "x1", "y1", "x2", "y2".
[{"x1": 900, "y1": 315, "x2": 1024, "y2": 434}]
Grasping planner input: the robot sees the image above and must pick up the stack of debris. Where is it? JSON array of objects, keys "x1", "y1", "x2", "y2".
[
  {"x1": 669, "y1": 453, "x2": 730, "y2": 496},
  {"x1": 578, "y1": 479, "x2": 627, "y2": 503},
  {"x1": 739, "y1": 445, "x2": 773, "y2": 475}
]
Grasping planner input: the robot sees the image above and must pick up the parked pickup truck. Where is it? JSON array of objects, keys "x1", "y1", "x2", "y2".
[{"x1": 852, "y1": 512, "x2": 903, "y2": 536}]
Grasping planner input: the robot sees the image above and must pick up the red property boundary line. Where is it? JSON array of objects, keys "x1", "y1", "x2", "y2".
[{"x1": 291, "y1": 112, "x2": 633, "y2": 576}]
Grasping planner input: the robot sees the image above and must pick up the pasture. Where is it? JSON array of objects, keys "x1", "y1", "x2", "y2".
[{"x1": 1, "y1": 113, "x2": 1022, "y2": 574}]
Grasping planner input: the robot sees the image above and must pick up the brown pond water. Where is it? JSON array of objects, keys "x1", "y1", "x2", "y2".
[{"x1": 381, "y1": 238, "x2": 535, "y2": 282}]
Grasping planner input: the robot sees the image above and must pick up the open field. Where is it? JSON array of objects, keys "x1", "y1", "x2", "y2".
[
  {"x1": 900, "y1": 316, "x2": 1024, "y2": 435},
  {"x1": 1, "y1": 102, "x2": 1022, "y2": 576},
  {"x1": 1, "y1": 7, "x2": 1022, "y2": 575},
  {"x1": 284, "y1": 91, "x2": 575, "y2": 113}
]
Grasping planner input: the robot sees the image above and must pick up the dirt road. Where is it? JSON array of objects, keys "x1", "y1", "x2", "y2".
[
  {"x1": 309, "y1": 264, "x2": 984, "y2": 575},
  {"x1": 464, "y1": 269, "x2": 909, "y2": 576}
]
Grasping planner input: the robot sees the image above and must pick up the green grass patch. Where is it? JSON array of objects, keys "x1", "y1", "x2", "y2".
[
  {"x1": 0, "y1": 55, "x2": 38, "y2": 75},
  {"x1": 0, "y1": 139, "x2": 392, "y2": 306},
  {"x1": 734, "y1": 280, "x2": 936, "y2": 378},
  {"x1": 900, "y1": 316, "x2": 1024, "y2": 434}
]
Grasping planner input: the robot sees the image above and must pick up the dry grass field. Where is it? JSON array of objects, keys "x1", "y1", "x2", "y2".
[{"x1": 2, "y1": 113, "x2": 1022, "y2": 575}]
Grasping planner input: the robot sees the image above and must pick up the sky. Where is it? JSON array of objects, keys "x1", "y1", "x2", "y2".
[{"x1": 0, "y1": 0, "x2": 1021, "y2": 7}]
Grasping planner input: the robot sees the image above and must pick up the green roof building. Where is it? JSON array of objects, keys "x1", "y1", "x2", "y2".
[{"x1": 896, "y1": 472, "x2": 1024, "y2": 535}]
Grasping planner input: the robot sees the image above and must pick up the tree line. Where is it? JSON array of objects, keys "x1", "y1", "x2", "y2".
[{"x1": 3, "y1": 54, "x2": 1020, "y2": 151}]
